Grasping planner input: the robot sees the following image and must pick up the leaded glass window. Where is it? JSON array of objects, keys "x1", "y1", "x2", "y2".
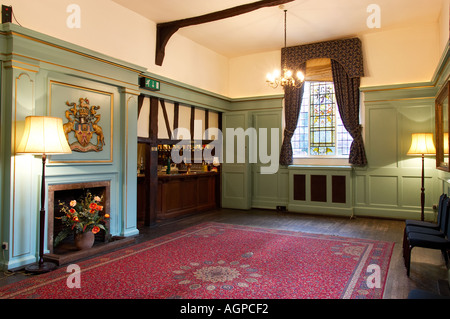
[{"x1": 292, "y1": 81, "x2": 353, "y2": 158}]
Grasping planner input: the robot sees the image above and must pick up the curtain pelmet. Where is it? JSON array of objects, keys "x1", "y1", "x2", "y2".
[{"x1": 282, "y1": 38, "x2": 364, "y2": 79}]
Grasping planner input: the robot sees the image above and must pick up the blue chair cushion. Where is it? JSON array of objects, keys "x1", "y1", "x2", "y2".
[
  {"x1": 406, "y1": 225, "x2": 445, "y2": 237},
  {"x1": 408, "y1": 232, "x2": 450, "y2": 249},
  {"x1": 405, "y1": 220, "x2": 439, "y2": 229}
]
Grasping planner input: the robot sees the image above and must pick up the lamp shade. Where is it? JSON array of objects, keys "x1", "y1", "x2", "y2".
[
  {"x1": 444, "y1": 133, "x2": 449, "y2": 155},
  {"x1": 407, "y1": 133, "x2": 436, "y2": 156},
  {"x1": 16, "y1": 116, "x2": 72, "y2": 155}
]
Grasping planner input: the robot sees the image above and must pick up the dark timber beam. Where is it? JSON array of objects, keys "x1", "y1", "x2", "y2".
[
  {"x1": 155, "y1": 0, "x2": 295, "y2": 66},
  {"x1": 160, "y1": 99, "x2": 173, "y2": 139},
  {"x1": 147, "y1": 96, "x2": 159, "y2": 227}
]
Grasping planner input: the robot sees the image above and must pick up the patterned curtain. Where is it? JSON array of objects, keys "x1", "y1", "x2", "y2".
[
  {"x1": 331, "y1": 60, "x2": 367, "y2": 166},
  {"x1": 280, "y1": 37, "x2": 367, "y2": 166},
  {"x1": 279, "y1": 63, "x2": 306, "y2": 166}
]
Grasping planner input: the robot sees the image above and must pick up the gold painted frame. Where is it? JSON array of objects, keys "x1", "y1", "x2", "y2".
[{"x1": 435, "y1": 80, "x2": 450, "y2": 171}]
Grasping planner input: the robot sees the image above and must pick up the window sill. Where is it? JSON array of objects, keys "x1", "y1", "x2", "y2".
[
  {"x1": 288, "y1": 165, "x2": 353, "y2": 172},
  {"x1": 292, "y1": 157, "x2": 351, "y2": 167}
]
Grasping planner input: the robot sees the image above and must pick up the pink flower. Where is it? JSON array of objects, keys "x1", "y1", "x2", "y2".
[
  {"x1": 70, "y1": 200, "x2": 77, "y2": 207},
  {"x1": 94, "y1": 196, "x2": 101, "y2": 202}
]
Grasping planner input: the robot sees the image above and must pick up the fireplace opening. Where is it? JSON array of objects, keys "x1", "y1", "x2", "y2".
[{"x1": 48, "y1": 181, "x2": 111, "y2": 254}]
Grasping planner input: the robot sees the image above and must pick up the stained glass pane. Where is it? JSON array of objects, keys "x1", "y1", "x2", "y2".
[
  {"x1": 292, "y1": 81, "x2": 353, "y2": 158},
  {"x1": 292, "y1": 82, "x2": 310, "y2": 157},
  {"x1": 336, "y1": 110, "x2": 353, "y2": 156},
  {"x1": 310, "y1": 82, "x2": 336, "y2": 150}
]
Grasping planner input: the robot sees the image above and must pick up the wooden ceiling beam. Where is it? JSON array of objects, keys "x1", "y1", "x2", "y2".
[{"x1": 155, "y1": 0, "x2": 295, "y2": 66}]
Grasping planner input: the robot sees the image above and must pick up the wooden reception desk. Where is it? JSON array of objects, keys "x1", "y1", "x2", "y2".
[{"x1": 156, "y1": 171, "x2": 219, "y2": 220}]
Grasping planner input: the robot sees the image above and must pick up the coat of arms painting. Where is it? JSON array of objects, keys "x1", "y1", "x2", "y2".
[{"x1": 63, "y1": 98, "x2": 105, "y2": 153}]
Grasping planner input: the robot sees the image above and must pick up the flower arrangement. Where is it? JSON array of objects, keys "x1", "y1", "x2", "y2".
[{"x1": 54, "y1": 191, "x2": 110, "y2": 247}]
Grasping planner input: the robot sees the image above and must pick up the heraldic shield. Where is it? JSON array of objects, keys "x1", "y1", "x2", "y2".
[{"x1": 63, "y1": 98, "x2": 105, "y2": 152}]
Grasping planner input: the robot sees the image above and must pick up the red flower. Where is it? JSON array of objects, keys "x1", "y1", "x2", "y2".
[
  {"x1": 96, "y1": 205, "x2": 104, "y2": 211},
  {"x1": 69, "y1": 208, "x2": 76, "y2": 214},
  {"x1": 92, "y1": 226, "x2": 100, "y2": 234},
  {"x1": 73, "y1": 216, "x2": 79, "y2": 222},
  {"x1": 89, "y1": 203, "x2": 97, "y2": 210},
  {"x1": 90, "y1": 209, "x2": 96, "y2": 214}
]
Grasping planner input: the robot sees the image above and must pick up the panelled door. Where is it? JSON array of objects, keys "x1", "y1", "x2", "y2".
[{"x1": 221, "y1": 111, "x2": 252, "y2": 209}]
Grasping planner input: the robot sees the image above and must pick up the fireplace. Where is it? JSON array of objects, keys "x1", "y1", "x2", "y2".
[{"x1": 47, "y1": 181, "x2": 111, "y2": 254}]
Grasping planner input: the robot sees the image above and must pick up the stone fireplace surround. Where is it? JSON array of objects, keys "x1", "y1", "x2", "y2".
[
  {"x1": 45, "y1": 180, "x2": 134, "y2": 265},
  {"x1": 47, "y1": 180, "x2": 111, "y2": 253}
]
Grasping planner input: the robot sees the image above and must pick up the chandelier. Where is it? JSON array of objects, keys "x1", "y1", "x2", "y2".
[{"x1": 266, "y1": 8, "x2": 304, "y2": 89}]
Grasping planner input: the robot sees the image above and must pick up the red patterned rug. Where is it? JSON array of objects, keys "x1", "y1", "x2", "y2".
[{"x1": 0, "y1": 222, "x2": 394, "y2": 299}]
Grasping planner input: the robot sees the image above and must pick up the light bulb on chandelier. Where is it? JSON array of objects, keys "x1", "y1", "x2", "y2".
[
  {"x1": 266, "y1": 68, "x2": 304, "y2": 88},
  {"x1": 266, "y1": 8, "x2": 305, "y2": 89}
]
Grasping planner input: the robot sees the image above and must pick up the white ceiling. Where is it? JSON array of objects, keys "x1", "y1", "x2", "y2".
[{"x1": 112, "y1": 0, "x2": 445, "y2": 58}]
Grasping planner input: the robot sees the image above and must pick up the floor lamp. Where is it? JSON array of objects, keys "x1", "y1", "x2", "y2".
[
  {"x1": 407, "y1": 133, "x2": 436, "y2": 221},
  {"x1": 16, "y1": 116, "x2": 72, "y2": 273}
]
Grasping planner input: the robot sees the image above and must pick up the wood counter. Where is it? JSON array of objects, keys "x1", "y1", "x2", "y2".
[{"x1": 157, "y1": 171, "x2": 219, "y2": 220}]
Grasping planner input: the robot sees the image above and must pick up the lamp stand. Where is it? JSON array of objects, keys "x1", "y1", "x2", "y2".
[
  {"x1": 25, "y1": 154, "x2": 57, "y2": 274},
  {"x1": 420, "y1": 154, "x2": 425, "y2": 221}
]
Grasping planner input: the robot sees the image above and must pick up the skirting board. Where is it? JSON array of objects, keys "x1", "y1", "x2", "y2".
[
  {"x1": 288, "y1": 204, "x2": 435, "y2": 221},
  {"x1": 288, "y1": 203, "x2": 354, "y2": 218},
  {"x1": 353, "y1": 206, "x2": 437, "y2": 221},
  {"x1": 0, "y1": 255, "x2": 37, "y2": 272},
  {"x1": 245, "y1": 201, "x2": 433, "y2": 221}
]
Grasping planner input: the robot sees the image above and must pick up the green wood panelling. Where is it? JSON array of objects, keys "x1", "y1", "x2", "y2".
[{"x1": 0, "y1": 24, "x2": 141, "y2": 270}]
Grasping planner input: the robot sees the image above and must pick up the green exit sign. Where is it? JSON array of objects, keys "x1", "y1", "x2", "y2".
[{"x1": 141, "y1": 78, "x2": 160, "y2": 91}]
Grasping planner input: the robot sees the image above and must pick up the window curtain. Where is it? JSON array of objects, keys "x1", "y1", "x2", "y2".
[
  {"x1": 279, "y1": 63, "x2": 306, "y2": 166},
  {"x1": 279, "y1": 38, "x2": 366, "y2": 166},
  {"x1": 331, "y1": 60, "x2": 367, "y2": 166}
]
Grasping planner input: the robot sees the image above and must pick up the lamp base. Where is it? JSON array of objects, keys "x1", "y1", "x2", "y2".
[{"x1": 25, "y1": 261, "x2": 57, "y2": 274}]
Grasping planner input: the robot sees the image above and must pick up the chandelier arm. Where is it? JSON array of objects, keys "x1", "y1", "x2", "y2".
[{"x1": 266, "y1": 8, "x2": 305, "y2": 89}]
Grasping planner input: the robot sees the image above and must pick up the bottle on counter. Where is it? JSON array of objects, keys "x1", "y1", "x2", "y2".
[{"x1": 166, "y1": 157, "x2": 171, "y2": 174}]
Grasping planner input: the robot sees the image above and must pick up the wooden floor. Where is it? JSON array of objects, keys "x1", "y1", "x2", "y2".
[{"x1": 1, "y1": 208, "x2": 449, "y2": 299}]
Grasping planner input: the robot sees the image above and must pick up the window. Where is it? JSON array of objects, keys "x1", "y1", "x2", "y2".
[{"x1": 292, "y1": 81, "x2": 353, "y2": 158}]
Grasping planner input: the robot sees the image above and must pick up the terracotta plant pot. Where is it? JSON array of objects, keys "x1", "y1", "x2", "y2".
[{"x1": 75, "y1": 231, "x2": 95, "y2": 250}]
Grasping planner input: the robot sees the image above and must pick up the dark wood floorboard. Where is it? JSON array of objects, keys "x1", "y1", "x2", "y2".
[{"x1": 1, "y1": 208, "x2": 449, "y2": 299}]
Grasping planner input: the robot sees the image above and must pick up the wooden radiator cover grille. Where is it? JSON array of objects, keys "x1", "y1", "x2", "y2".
[
  {"x1": 311, "y1": 175, "x2": 327, "y2": 202},
  {"x1": 293, "y1": 174, "x2": 306, "y2": 201},
  {"x1": 332, "y1": 175, "x2": 346, "y2": 203},
  {"x1": 293, "y1": 174, "x2": 347, "y2": 204}
]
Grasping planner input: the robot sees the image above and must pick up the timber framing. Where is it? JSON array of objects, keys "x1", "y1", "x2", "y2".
[{"x1": 155, "y1": 0, "x2": 295, "y2": 65}]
